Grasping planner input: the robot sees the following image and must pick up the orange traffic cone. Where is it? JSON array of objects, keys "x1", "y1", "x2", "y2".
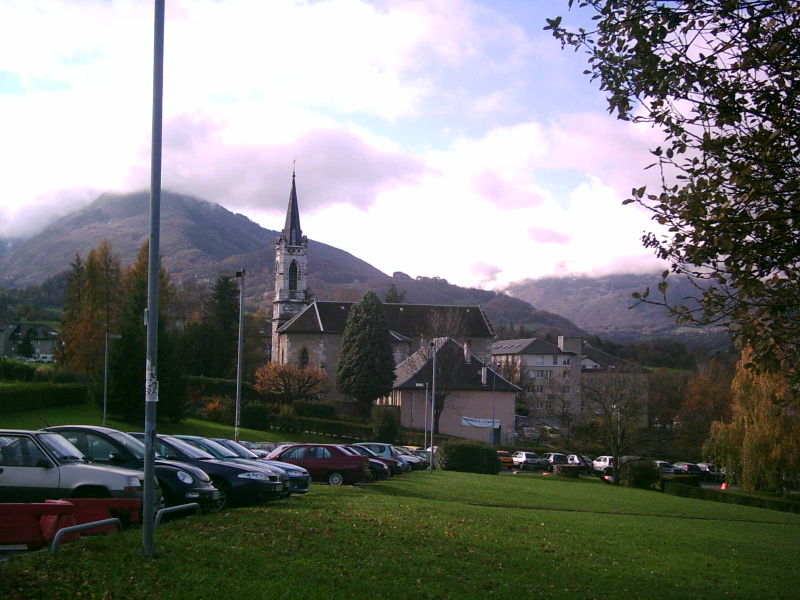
[{"x1": 720, "y1": 482, "x2": 727, "y2": 490}]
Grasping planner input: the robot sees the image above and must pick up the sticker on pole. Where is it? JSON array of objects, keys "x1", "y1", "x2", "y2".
[{"x1": 145, "y1": 359, "x2": 159, "y2": 403}]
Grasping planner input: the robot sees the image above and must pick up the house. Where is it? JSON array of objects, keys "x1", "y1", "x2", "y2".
[
  {"x1": 1, "y1": 322, "x2": 58, "y2": 361},
  {"x1": 378, "y1": 337, "x2": 520, "y2": 444}
]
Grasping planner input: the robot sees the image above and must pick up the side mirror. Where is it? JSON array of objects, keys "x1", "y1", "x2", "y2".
[
  {"x1": 36, "y1": 458, "x2": 54, "y2": 469},
  {"x1": 108, "y1": 451, "x2": 125, "y2": 464}
]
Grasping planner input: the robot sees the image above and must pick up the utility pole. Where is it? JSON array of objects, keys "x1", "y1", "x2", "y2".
[
  {"x1": 429, "y1": 340, "x2": 436, "y2": 472},
  {"x1": 234, "y1": 269, "x2": 246, "y2": 442},
  {"x1": 143, "y1": 0, "x2": 165, "y2": 558}
]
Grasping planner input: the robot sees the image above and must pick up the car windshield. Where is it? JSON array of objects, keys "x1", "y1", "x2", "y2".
[
  {"x1": 348, "y1": 446, "x2": 372, "y2": 457},
  {"x1": 37, "y1": 432, "x2": 85, "y2": 463},
  {"x1": 180, "y1": 437, "x2": 237, "y2": 458},
  {"x1": 161, "y1": 436, "x2": 215, "y2": 460},
  {"x1": 215, "y1": 439, "x2": 258, "y2": 458},
  {"x1": 106, "y1": 430, "x2": 146, "y2": 460}
]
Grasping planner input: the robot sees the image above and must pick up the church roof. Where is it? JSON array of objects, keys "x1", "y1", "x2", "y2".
[
  {"x1": 282, "y1": 171, "x2": 303, "y2": 245},
  {"x1": 393, "y1": 337, "x2": 521, "y2": 392},
  {"x1": 490, "y1": 338, "x2": 573, "y2": 355},
  {"x1": 278, "y1": 301, "x2": 493, "y2": 338}
]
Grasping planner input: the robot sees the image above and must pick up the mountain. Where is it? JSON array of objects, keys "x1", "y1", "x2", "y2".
[
  {"x1": 0, "y1": 191, "x2": 581, "y2": 337},
  {"x1": 503, "y1": 273, "x2": 726, "y2": 343}
]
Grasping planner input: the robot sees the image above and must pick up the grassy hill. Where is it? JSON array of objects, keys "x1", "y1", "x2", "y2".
[{"x1": 2, "y1": 469, "x2": 798, "y2": 599}]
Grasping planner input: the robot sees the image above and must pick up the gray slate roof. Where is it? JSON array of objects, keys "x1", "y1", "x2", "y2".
[{"x1": 490, "y1": 338, "x2": 572, "y2": 356}]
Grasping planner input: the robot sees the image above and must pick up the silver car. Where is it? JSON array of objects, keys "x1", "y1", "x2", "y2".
[{"x1": 0, "y1": 429, "x2": 154, "y2": 503}]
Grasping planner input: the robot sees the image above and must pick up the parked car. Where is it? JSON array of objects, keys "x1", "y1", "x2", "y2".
[
  {"x1": 267, "y1": 443, "x2": 370, "y2": 485},
  {"x1": 0, "y1": 429, "x2": 157, "y2": 504},
  {"x1": 210, "y1": 438, "x2": 311, "y2": 494},
  {"x1": 593, "y1": 455, "x2": 614, "y2": 474},
  {"x1": 654, "y1": 460, "x2": 683, "y2": 475},
  {"x1": 355, "y1": 443, "x2": 412, "y2": 473},
  {"x1": 345, "y1": 444, "x2": 404, "y2": 476},
  {"x1": 240, "y1": 440, "x2": 276, "y2": 456},
  {"x1": 566, "y1": 454, "x2": 593, "y2": 474},
  {"x1": 45, "y1": 425, "x2": 220, "y2": 511},
  {"x1": 696, "y1": 462, "x2": 725, "y2": 482},
  {"x1": 540, "y1": 452, "x2": 569, "y2": 472},
  {"x1": 339, "y1": 445, "x2": 390, "y2": 481},
  {"x1": 672, "y1": 462, "x2": 705, "y2": 478},
  {"x1": 128, "y1": 433, "x2": 285, "y2": 510},
  {"x1": 512, "y1": 451, "x2": 547, "y2": 470},
  {"x1": 497, "y1": 450, "x2": 514, "y2": 470},
  {"x1": 392, "y1": 446, "x2": 426, "y2": 470}
]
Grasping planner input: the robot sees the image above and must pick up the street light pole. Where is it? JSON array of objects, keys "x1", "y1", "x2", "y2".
[
  {"x1": 234, "y1": 268, "x2": 246, "y2": 442},
  {"x1": 429, "y1": 341, "x2": 436, "y2": 472},
  {"x1": 142, "y1": 0, "x2": 165, "y2": 558}
]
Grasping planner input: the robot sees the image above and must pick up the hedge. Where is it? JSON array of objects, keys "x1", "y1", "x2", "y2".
[
  {"x1": 184, "y1": 376, "x2": 263, "y2": 402},
  {"x1": 0, "y1": 359, "x2": 37, "y2": 382},
  {"x1": 0, "y1": 383, "x2": 88, "y2": 412},
  {"x1": 294, "y1": 402, "x2": 337, "y2": 420},
  {"x1": 620, "y1": 459, "x2": 661, "y2": 489},
  {"x1": 437, "y1": 440, "x2": 500, "y2": 475},
  {"x1": 663, "y1": 482, "x2": 800, "y2": 514}
]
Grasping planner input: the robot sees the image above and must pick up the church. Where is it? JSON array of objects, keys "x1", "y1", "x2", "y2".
[{"x1": 270, "y1": 174, "x2": 519, "y2": 442}]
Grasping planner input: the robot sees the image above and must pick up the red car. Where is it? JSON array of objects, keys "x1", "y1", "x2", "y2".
[{"x1": 266, "y1": 444, "x2": 369, "y2": 486}]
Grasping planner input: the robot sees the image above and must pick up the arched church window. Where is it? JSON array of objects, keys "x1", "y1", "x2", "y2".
[
  {"x1": 300, "y1": 348, "x2": 309, "y2": 368},
  {"x1": 288, "y1": 261, "x2": 298, "y2": 292}
]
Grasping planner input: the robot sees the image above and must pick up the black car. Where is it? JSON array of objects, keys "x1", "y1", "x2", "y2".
[
  {"x1": 211, "y1": 438, "x2": 312, "y2": 494},
  {"x1": 128, "y1": 433, "x2": 286, "y2": 510},
  {"x1": 45, "y1": 425, "x2": 220, "y2": 512}
]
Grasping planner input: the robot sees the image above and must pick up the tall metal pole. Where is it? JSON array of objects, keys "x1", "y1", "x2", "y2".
[
  {"x1": 103, "y1": 332, "x2": 109, "y2": 427},
  {"x1": 234, "y1": 269, "x2": 246, "y2": 442},
  {"x1": 423, "y1": 383, "x2": 428, "y2": 450},
  {"x1": 143, "y1": 0, "x2": 165, "y2": 558},
  {"x1": 429, "y1": 341, "x2": 436, "y2": 472}
]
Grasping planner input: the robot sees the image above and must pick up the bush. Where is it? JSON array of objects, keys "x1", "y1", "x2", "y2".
[
  {"x1": 553, "y1": 464, "x2": 582, "y2": 478},
  {"x1": 620, "y1": 460, "x2": 660, "y2": 489},
  {"x1": 662, "y1": 482, "x2": 800, "y2": 514},
  {"x1": 0, "y1": 383, "x2": 88, "y2": 412},
  {"x1": 372, "y1": 408, "x2": 399, "y2": 444},
  {"x1": 294, "y1": 402, "x2": 337, "y2": 420},
  {"x1": 437, "y1": 440, "x2": 498, "y2": 474},
  {"x1": 241, "y1": 403, "x2": 273, "y2": 430},
  {"x1": 291, "y1": 416, "x2": 373, "y2": 440},
  {"x1": 184, "y1": 376, "x2": 263, "y2": 402},
  {"x1": 0, "y1": 358, "x2": 37, "y2": 382},
  {"x1": 204, "y1": 396, "x2": 234, "y2": 425}
]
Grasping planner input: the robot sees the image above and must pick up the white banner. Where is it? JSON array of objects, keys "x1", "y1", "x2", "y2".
[{"x1": 461, "y1": 416, "x2": 500, "y2": 428}]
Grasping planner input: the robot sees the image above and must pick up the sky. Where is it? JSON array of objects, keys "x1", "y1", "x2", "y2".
[{"x1": 0, "y1": 0, "x2": 669, "y2": 290}]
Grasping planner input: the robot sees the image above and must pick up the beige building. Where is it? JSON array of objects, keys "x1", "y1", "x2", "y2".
[{"x1": 379, "y1": 338, "x2": 520, "y2": 444}]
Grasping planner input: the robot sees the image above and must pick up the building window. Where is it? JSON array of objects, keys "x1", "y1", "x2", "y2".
[
  {"x1": 535, "y1": 399, "x2": 544, "y2": 410},
  {"x1": 563, "y1": 357, "x2": 571, "y2": 365},
  {"x1": 534, "y1": 356, "x2": 545, "y2": 366},
  {"x1": 288, "y1": 261, "x2": 298, "y2": 292},
  {"x1": 552, "y1": 355, "x2": 558, "y2": 365},
  {"x1": 300, "y1": 348, "x2": 309, "y2": 368},
  {"x1": 535, "y1": 385, "x2": 545, "y2": 394}
]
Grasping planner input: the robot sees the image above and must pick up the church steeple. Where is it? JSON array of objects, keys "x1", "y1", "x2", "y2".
[
  {"x1": 283, "y1": 169, "x2": 303, "y2": 246},
  {"x1": 272, "y1": 169, "x2": 310, "y2": 362}
]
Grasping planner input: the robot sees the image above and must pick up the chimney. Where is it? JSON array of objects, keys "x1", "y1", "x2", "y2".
[{"x1": 464, "y1": 339, "x2": 472, "y2": 363}]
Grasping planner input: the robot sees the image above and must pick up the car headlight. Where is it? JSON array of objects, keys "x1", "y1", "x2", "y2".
[
  {"x1": 238, "y1": 472, "x2": 269, "y2": 480},
  {"x1": 176, "y1": 470, "x2": 194, "y2": 485}
]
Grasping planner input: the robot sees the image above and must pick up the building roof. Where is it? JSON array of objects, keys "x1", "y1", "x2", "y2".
[
  {"x1": 582, "y1": 344, "x2": 649, "y2": 373},
  {"x1": 490, "y1": 338, "x2": 572, "y2": 356},
  {"x1": 279, "y1": 301, "x2": 493, "y2": 338},
  {"x1": 394, "y1": 337, "x2": 521, "y2": 392},
  {"x1": 281, "y1": 171, "x2": 303, "y2": 246}
]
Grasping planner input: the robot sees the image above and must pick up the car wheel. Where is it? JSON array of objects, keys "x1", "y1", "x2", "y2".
[
  {"x1": 209, "y1": 480, "x2": 230, "y2": 512},
  {"x1": 327, "y1": 471, "x2": 344, "y2": 486}
]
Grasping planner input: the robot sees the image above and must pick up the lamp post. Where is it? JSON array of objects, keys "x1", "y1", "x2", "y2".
[
  {"x1": 234, "y1": 269, "x2": 246, "y2": 442},
  {"x1": 102, "y1": 333, "x2": 122, "y2": 427},
  {"x1": 429, "y1": 341, "x2": 436, "y2": 472}
]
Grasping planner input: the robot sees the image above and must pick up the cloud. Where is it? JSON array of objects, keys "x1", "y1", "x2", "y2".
[
  {"x1": 470, "y1": 262, "x2": 502, "y2": 286},
  {"x1": 528, "y1": 227, "x2": 571, "y2": 244},
  {"x1": 472, "y1": 170, "x2": 544, "y2": 209}
]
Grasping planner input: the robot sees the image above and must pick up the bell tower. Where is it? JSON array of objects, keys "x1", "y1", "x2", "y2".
[{"x1": 271, "y1": 170, "x2": 309, "y2": 361}]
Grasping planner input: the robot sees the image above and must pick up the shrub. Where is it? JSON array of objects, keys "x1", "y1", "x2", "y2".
[
  {"x1": 437, "y1": 440, "x2": 499, "y2": 474},
  {"x1": 553, "y1": 464, "x2": 582, "y2": 478},
  {"x1": 184, "y1": 376, "x2": 263, "y2": 402},
  {"x1": 204, "y1": 396, "x2": 234, "y2": 425},
  {"x1": 372, "y1": 408, "x2": 399, "y2": 444},
  {"x1": 662, "y1": 482, "x2": 800, "y2": 514},
  {"x1": 275, "y1": 405, "x2": 300, "y2": 433},
  {"x1": 294, "y1": 402, "x2": 337, "y2": 420},
  {"x1": 0, "y1": 383, "x2": 88, "y2": 412},
  {"x1": 0, "y1": 358, "x2": 37, "y2": 382},
  {"x1": 291, "y1": 416, "x2": 373, "y2": 440},
  {"x1": 620, "y1": 460, "x2": 660, "y2": 489},
  {"x1": 241, "y1": 403, "x2": 273, "y2": 430}
]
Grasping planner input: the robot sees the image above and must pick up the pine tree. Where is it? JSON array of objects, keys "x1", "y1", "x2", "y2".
[
  {"x1": 108, "y1": 242, "x2": 184, "y2": 422},
  {"x1": 336, "y1": 290, "x2": 396, "y2": 417}
]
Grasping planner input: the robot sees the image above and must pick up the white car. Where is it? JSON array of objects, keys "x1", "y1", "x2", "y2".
[
  {"x1": 593, "y1": 455, "x2": 614, "y2": 473},
  {"x1": 512, "y1": 451, "x2": 546, "y2": 470}
]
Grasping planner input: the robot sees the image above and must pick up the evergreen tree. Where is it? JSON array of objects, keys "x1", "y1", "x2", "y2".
[
  {"x1": 336, "y1": 290, "x2": 396, "y2": 417},
  {"x1": 108, "y1": 242, "x2": 184, "y2": 422},
  {"x1": 383, "y1": 284, "x2": 406, "y2": 303}
]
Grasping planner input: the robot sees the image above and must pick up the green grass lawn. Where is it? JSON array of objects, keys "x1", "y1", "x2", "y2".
[
  {"x1": 2, "y1": 471, "x2": 799, "y2": 600},
  {"x1": 0, "y1": 402, "x2": 337, "y2": 444}
]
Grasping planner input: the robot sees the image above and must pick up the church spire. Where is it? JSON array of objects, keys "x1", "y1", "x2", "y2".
[{"x1": 283, "y1": 168, "x2": 303, "y2": 246}]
